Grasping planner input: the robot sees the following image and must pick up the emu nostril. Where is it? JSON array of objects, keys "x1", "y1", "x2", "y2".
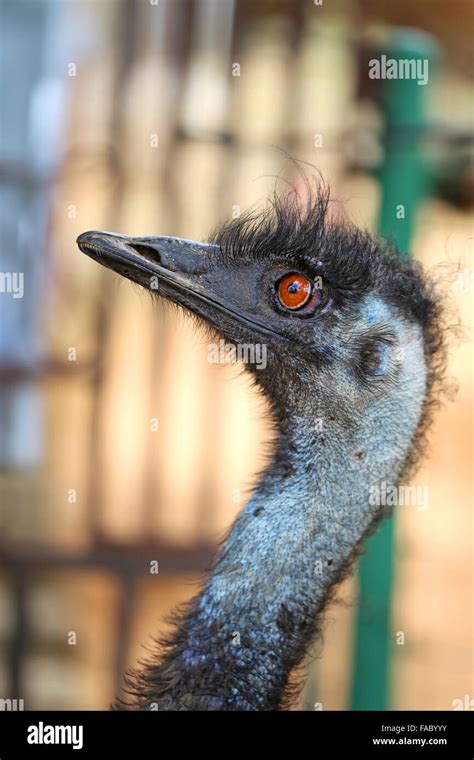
[{"x1": 129, "y1": 243, "x2": 163, "y2": 265}]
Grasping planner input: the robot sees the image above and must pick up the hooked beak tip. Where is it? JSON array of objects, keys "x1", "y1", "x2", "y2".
[{"x1": 76, "y1": 231, "x2": 105, "y2": 255}]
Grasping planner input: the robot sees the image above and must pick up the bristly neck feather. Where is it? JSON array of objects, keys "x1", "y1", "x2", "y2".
[{"x1": 118, "y1": 394, "x2": 408, "y2": 711}]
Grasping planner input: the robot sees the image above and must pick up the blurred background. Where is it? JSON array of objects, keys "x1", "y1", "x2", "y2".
[{"x1": 0, "y1": 0, "x2": 472, "y2": 710}]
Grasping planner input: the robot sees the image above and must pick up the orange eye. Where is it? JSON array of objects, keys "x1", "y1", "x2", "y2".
[{"x1": 277, "y1": 272, "x2": 313, "y2": 310}]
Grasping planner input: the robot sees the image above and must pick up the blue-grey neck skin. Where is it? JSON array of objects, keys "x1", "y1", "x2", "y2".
[{"x1": 123, "y1": 301, "x2": 428, "y2": 711}]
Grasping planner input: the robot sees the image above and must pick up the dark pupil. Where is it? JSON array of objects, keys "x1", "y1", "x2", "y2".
[{"x1": 288, "y1": 281, "x2": 300, "y2": 293}]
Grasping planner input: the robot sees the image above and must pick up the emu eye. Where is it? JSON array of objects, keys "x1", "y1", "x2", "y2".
[{"x1": 276, "y1": 272, "x2": 319, "y2": 311}]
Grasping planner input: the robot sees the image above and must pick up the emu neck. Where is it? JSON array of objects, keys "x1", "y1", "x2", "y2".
[{"x1": 130, "y1": 399, "x2": 406, "y2": 712}]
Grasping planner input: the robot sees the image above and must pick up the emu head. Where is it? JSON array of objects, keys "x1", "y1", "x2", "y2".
[{"x1": 77, "y1": 187, "x2": 444, "y2": 486}]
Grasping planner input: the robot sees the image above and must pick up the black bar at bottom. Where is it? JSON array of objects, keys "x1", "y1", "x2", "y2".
[{"x1": 0, "y1": 710, "x2": 472, "y2": 757}]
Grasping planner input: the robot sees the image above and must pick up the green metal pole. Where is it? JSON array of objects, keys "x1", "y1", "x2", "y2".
[{"x1": 350, "y1": 29, "x2": 438, "y2": 710}]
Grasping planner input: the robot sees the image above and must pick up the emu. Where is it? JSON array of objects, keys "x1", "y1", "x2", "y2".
[{"x1": 77, "y1": 184, "x2": 445, "y2": 710}]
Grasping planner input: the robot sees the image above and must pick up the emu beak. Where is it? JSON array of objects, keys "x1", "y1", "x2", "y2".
[
  {"x1": 76, "y1": 231, "x2": 278, "y2": 339},
  {"x1": 77, "y1": 230, "x2": 221, "y2": 314},
  {"x1": 76, "y1": 230, "x2": 213, "y2": 289}
]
